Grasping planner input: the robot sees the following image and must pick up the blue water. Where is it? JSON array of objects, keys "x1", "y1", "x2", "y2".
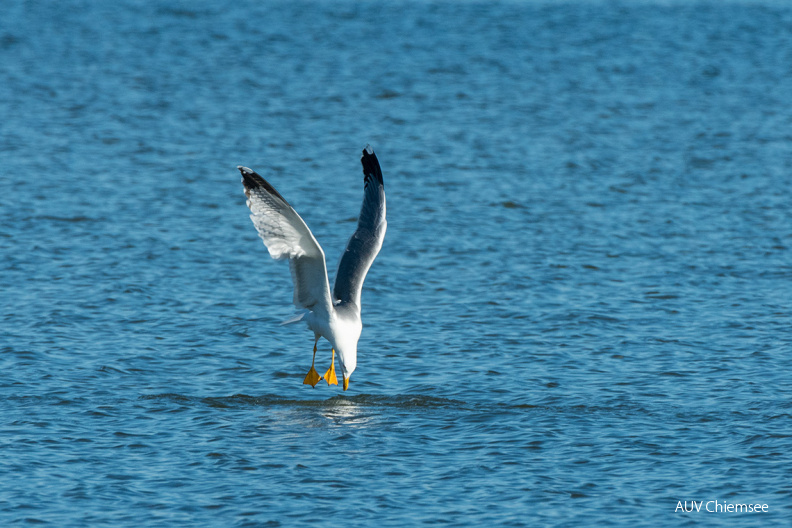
[{"x1": 2, "y1": 1, "x2": 791, "y2": 526}]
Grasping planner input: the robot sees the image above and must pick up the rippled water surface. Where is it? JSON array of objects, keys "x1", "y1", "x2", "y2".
[{"x1": 2, "y1": 1, "x2": 791, "y2": 526}]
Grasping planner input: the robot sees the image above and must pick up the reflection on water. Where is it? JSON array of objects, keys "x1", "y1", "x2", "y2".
[{"x1": 318, "y1": 398, "x2": 374, "y2": 427}]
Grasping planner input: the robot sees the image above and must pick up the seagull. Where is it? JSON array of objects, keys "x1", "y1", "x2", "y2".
[{"x1": 238, "y1": 146, "x2": 386, "y2": 391}]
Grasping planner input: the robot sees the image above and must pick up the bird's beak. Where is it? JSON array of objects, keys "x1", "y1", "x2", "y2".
[{"x1": 343, "y1": 375, "x2": 350, "y2": 391}]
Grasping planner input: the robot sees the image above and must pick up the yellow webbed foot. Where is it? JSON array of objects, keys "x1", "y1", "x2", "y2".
[
  {"x1": 303, "y1": 366, "x2": 322, "y2": 387},
  {"x1": 324, "y1": 364, "x2": 338, "y2": 386},
  {"x1": 324, "y1": 348, "x2": 338, "y2": 386},
  {"x1": 324, "y1": 361, "x2": 338, "y2": 387}
]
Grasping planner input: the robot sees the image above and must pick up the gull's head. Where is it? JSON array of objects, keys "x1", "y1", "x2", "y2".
[
  {"x1": 330, "y1": 303, "x2": 363, "y2": 390},
  {"x1": 336, "y1": 343, "x2": 357, "y2": 391},
  {"x1": 333, "y1": 317, "x2": 361, "y2": 391}
]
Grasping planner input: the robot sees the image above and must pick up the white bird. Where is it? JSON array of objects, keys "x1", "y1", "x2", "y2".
[{"x1": 238, "y1": 146, "x2": 387, "y2": 391}]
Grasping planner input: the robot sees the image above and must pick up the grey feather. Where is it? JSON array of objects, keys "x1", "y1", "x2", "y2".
[
  {"x1": 333, "y1": 146, "x2": 387, "y2": 307},
  {"x1": 239, "y1": 165, "x2": 333, "y2": 316}
]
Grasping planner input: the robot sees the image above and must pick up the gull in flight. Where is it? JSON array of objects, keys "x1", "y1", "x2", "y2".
[{"x1": 238, "y1": 146, "x2": 386, "y2": 391}]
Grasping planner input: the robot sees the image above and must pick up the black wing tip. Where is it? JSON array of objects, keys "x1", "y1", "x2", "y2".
[
  {"x1": 361, "y1": 145, "x2": 384, "y2": 188},
  {"x1": 238, "y1": 165, "x2": 263, "y2": 190},
  {"x1": 237, "y1": 165, "x2": 289, "y2": 203}
]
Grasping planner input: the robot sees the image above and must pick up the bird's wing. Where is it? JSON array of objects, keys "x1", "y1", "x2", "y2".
[
  {"x1": 333, "y1": 146, "x2": 387, "y2": 307},
  {"x1": 239, "y1": 166, "x2": 333, "y2": 315}
]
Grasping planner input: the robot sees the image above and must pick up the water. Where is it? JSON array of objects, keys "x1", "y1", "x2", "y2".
[{"x1": 1, "y1": 0, "x2": 791, "y2": 526}]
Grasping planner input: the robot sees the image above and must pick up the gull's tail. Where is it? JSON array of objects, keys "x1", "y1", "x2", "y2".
[{"x1": 280, "y1": 310, "x2": 309, "y2": 326}]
